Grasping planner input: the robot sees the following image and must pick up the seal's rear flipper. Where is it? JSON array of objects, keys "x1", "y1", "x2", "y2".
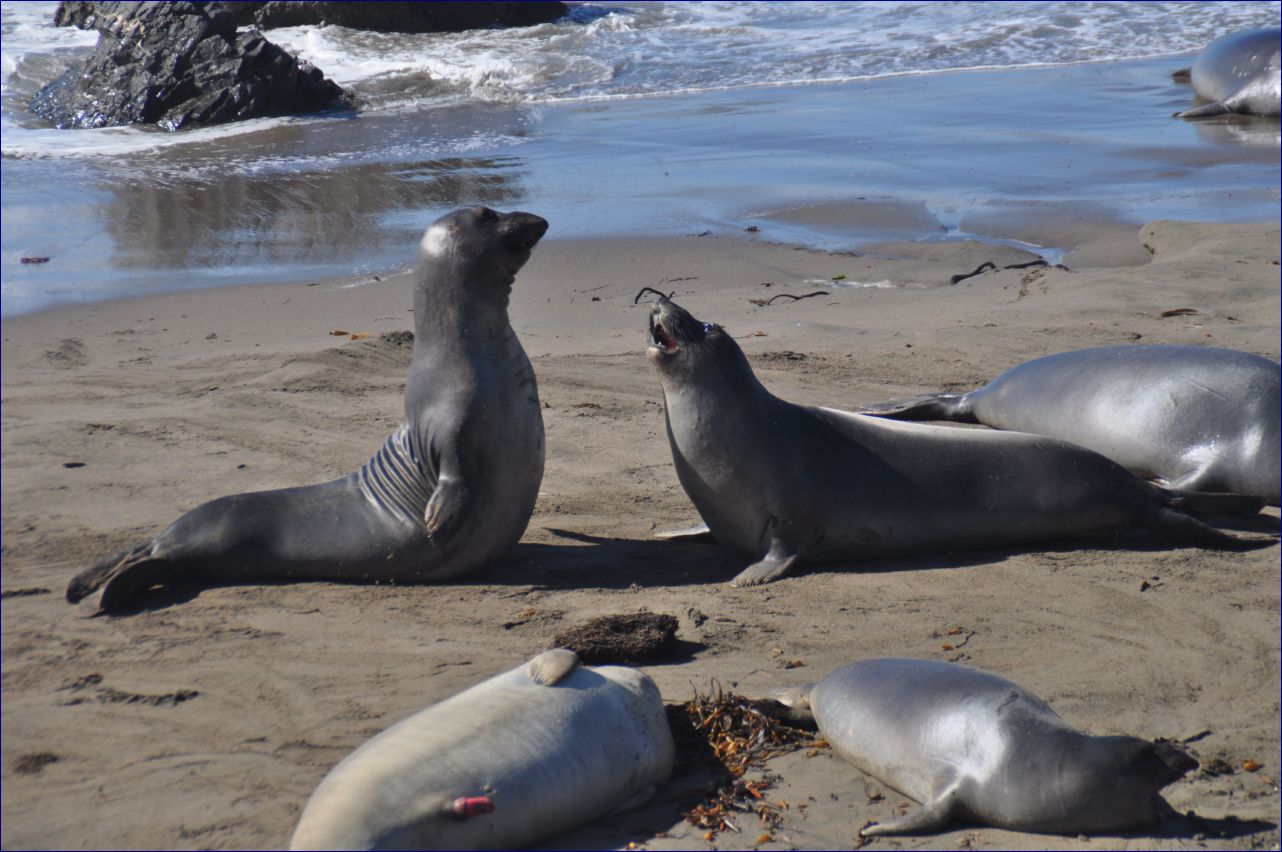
[
  {"x1": 861, "y1": 785, "x2": 960, "y2": 836},
  {"x1": 526, "y1": 648, "x2": 581, "y2": 685},
  {"x1": 1165, "y1": 489, "x2": 1266, "y2": 517},
  {"x1": 69, "y1": 547, "x2": 172, "y2": 617},
  {"x1": 1171, "y1": 67, "x2": 1192, "y2": 82},
  {"x1": 858, "y1": 393, "x2": 975, "y2": 423},
  {"x1": 1175, "y1": 101, "x2": 1232, "y2": 118},
  {"x1": 1153, "y1": 508, "x2": 1276, "y2": 550},
  {"x1": 653, "y1": 522, "x2": 714, "y2": 542},
  {"x1": 746, "y1": 685, "x2": 818, "y2": 729},
  {"x1": 67, "y1": 544, "x2": 149, "y2": 603}
]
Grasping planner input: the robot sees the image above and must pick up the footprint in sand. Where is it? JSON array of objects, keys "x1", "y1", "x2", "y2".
[{"x1": 45, "y1": 338, "x2": 88, "y2": 369}]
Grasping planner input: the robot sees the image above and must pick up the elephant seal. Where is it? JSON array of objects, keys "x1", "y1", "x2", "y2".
[
  {"x1": 289, "y1": 649, "x2": 675, "y2": 851},
  {"x1": 642, "y1": 293, "x2": 1265, "y2": 587},
  {"x1": 66, "y1": 207, "x2": 548, "y2": 615},
  {"x1": 1175, "y1": 28, "x2": 1281, "y2": 117},
  {"x1": 779, "y1": 658, "x2": 1197, "y2": 836},
  {"x1": 861, "y1": 345, "x2": 1281, "y2": 505}
]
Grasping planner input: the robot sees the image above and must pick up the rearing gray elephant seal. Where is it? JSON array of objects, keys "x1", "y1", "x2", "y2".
[
  {"x1": 289, "y1": 649, "x2": 675, "y2": 850},
  {"x1": 781, "y1": 658, "x2": 1197, "y2": 836},
  {"x1": 861, "y1": 345, "x2": 1281, "y2": 505},
  {"x1": 1176, "y1": 28, "x2": 1281, "y2": 118},
  {"x1": 67, "y1": 207, "x2": 548, "y2": 615},
  {"x1": 643, "y1": 294, "x2": 1263, "y2": 586}
]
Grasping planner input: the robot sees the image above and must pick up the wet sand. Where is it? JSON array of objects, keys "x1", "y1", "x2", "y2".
[
  {"x1": 2, "y1": 217, "x2": 1279, "y2": 850},
  {"x1": 5, "y1": 55, "x2": 1280, "y2": 317}
]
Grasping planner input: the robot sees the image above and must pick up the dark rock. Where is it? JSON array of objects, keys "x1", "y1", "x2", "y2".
[
  {"x1": 55, "y1": 1, "x2": 570, "y2": 34},
  {"x1": 33, "y1": 1, "x2": 350, "y2": 131},
  {"x1": 251, "y1": 2, "x2": 568, "y2": 32}
]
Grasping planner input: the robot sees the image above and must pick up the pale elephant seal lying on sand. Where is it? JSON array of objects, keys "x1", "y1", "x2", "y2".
[
  {"x1": 68, "y1": 206, "x2": 548, "y2": 615},
  {"x1": 778, "y1": 658, "x2": 1197, "y2": 836},
  {"x1": 861, "y1": 344, "x2": 1281, "y2": 505},
  {"x1": 640, "y1": 292, "x2": 1266, "y2": 587},
  {"x1": 1175, "y1": 28, "x2": 1281, "y2": 118},
  {"x1": 290, "y1": 649, "x2": 674, "y2": 850}
]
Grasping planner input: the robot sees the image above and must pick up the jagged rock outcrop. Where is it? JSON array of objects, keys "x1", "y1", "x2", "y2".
[
  {"x1": 32, "y1": 1, "x2": 350, "y2": 131},
  {"x1": 54, "y1": 1, "x2": 569, "y2": 34},
  {"x1": 245, "y1": 1, "x2": 568, "y2": 32}
]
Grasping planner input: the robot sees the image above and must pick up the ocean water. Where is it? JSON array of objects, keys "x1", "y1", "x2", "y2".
[{"x1": 2, "y1": 1, "x2": 1279, "y2": 315}]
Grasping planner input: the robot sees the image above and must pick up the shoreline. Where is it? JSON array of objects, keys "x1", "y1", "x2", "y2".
[
  {"x1": 6, "y1": 53, "x2": 1280, "y2": 318},
  {"x1": 3, "y1": 218, "x2": 1279, "y2": 850}
]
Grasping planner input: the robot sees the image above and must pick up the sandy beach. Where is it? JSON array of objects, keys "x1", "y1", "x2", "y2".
[{"x1": 2, "y1": 215, "x2": 1278, "y2": 850}]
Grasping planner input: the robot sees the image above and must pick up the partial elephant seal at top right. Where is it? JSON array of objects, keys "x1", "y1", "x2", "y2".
[
  {"x1": 1174, "y1": 28, "x2": 1280, "y2": 118},
  {"x1": 861, "y1": 345, "x2": 1281, "y2": 505}
]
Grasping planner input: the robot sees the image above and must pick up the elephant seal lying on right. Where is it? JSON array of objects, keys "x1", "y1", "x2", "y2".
[{"x1": 778, "y1": 658, "x2": 1197, "y2": 837}]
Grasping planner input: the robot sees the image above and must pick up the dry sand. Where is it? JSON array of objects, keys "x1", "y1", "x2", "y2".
[{"x1": 2, "y1": 220, "x2": 1279, "y2": 850}]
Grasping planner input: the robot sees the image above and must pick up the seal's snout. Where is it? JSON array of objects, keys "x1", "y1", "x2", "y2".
[
  {"x1": 502, "y1": 212, "x2": 548, "y2": 251},
  {"x1": 644, "y1": 297, "x2": 717, "y2": 364}
]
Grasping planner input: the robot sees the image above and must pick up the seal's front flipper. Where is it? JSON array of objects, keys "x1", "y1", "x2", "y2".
[
  {"x1": 424, "y1": 478, "x2": 470, "y2": 544},
  {"x1": 731, "y1": 536, "x2": 800, "y2": 587},
  {"x1": 858, "y1": 392, "x2": 975, "y2": 423},
  {"x1": 1175, "y1": 101, "x2": 1231, "y2": 118},
  {"x1": 653, "y1": 522, "x2": 714, "y2": 541},
  {"x1": 526, "y1": 648, "x2": 581, "y2": 685},
  {"x1": 861, "y1": 786, "x2": 960, "y2": 836}
]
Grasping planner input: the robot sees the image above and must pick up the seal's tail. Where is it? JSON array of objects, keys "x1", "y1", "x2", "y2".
[
  {"x1": 1152, "y1": 508, "x2": 1276, "y2": 550},
  {"x1": 858, "y1": 392, "x2": 975, "y2": 422},
  {"x1": 66, "y1": 543, "x2": 169, "y2": 616}
]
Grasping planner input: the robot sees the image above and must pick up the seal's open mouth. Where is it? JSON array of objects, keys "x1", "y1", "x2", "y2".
[{"x1": 650, "y1": 314, "x2": 679, "y2": 353}]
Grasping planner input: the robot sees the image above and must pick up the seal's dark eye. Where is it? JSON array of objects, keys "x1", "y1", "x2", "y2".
[
  {"x1": 702, "y1": 322, "x2": 720, "y2": 334},
  {"x1": 480, "y1": 209, "x2": 499, "y2": 223}
]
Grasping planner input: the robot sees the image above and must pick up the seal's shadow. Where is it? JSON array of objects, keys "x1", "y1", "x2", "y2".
[
  {"x1": 94, "y1": 516, "x2": 1278, "y2": 615},
  {"x1": 484, "y1": 529, "x2": 730, "y2": 589},
  {"x1": 1151, "y1": 807, "x2": 1276, "y2": 842}
]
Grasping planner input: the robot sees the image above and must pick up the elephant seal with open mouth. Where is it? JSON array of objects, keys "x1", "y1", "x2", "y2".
[{"x1": 641, "y1": 292, "x2": 1266, "y2": 586}]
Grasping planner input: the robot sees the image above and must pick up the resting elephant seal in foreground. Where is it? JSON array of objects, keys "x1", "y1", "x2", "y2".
[
  {"x1": 641, "y1": 292, "x2": 1267, "y2": 586},
  {"x1": 289, "y1": 649, "x2": 674, "y2": 850},
  {"x1": 861, "y1": 344, "x2": 1281, "y2": 505},
  {"x1": 774, "y1": 658, "x2": 1197, "y2": 836},
  {"x1": 68, "y1": 207, "x2": 548, "y2": 615}
]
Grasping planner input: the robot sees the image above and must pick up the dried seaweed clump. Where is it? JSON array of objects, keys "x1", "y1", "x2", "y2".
[
  {"x1": 670, "y1": 684, "x2": 827, "y2": 840},
  {"x1": 551, "y1": 611, "x2": 678, "y2": 664}
]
